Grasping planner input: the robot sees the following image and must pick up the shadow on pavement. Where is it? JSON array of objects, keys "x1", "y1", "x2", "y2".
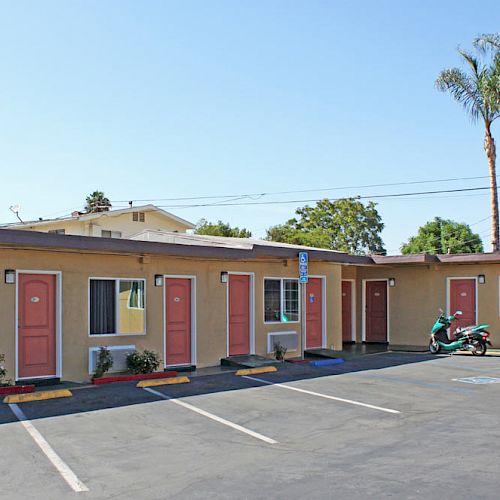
[{"x1": 0, "y1": 352, "x2": 443, "y2": 424}]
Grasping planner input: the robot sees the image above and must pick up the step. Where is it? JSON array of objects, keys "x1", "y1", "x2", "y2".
[
  {"x1": 221, "y1": 355, "x2": 281, "y2": 369},
  {"x1": 304, "y1": 348, "x2": 341, "y2": 359}
]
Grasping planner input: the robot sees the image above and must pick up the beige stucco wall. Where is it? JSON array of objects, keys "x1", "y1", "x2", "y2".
[
  {"x1": 10, "y1": 210, "x2": 190, "y2": 238},
  {"x1": 0, "y1": 248, "x2": 342, "y2": 382},
  {"x1": 344, "y1": 264, "x2": 500, "y2": 347}
]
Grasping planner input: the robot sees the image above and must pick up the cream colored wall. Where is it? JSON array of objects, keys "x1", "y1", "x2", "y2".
[
  {"x1": 0, "y1": 249, "x2": 342, "y2": 382},
  {"x1": 18, "y1": 220, "x2": 86, "y2": 235},
  {"x1": 353, "y1": 264, "x2": 500, "y2": 347},
  {"x1": 86, "y1": 210, "x2": 190, "y2": 237},
  {"x1": 10, "y1": 210, "x2": 190, "y2": 238}
]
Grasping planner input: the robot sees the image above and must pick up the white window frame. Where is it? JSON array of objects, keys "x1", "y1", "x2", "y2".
[
  {"x1": 267, "y1": 331, "x2": 299, "y2": 354},
  {"x1": 263, "y1": 277, "x2": 300, "y2": 324},
  {"x1": 88, "y1": 277, "x2": 147, "y2": 337},
  {"x1": 101, "y1": 230, "x2": 122, "y2": 238},
  {"x1": 132, "y1": 212, "x2": 145, "y2": 222}
]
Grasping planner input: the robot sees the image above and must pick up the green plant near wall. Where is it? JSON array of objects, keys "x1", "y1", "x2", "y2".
[
  {"x1": 0, "y1": 354, "x2": 13, "y2": 386},
  {"x1": 94, "y1": 347, "x2": 114, "y2": 379},
  {"x1": 273, "y1": 342, "x2": 288, "y2": 362},
  {"x1": 126, "y1": 350, "x2": 161, "y2": 374}
]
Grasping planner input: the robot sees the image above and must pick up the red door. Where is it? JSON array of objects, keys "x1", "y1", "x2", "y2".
[
  {"x1": 449, "y1": 279, "x2": 476, "y2": 337},
  {"x1": 18, "y1": 274, "x2": 57, "y2": 379},
  {"x1": 165, "y1": 278, "x2": 192, "y2": 366},
  {"x1": 342, "y1": 281, "x2": 353, "y2": 342},
  {"x1": 228, "y1": 274, "x2": 250, "y2": 356},
  {"x1": 306, "y1": 278, "x2": 323, "y2": 349},
  {"x1": 365, "y1": 281, "x2": 387, "y2": 343}
]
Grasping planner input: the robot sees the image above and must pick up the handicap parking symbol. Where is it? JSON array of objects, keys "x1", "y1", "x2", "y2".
[{"x1": 453, "y1": 376, "x2": 500, "y2": 384}]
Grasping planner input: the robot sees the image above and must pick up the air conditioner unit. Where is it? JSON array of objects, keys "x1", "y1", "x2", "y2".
[
  {"x1": 88, "y1": 345, "x2": 136, "y2": 374},
  {"x1": 267, "y1": 331, "x2": 298, "y2": 354}
]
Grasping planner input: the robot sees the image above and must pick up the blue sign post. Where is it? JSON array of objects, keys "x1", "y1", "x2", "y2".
[{"x1": 298, "y1": 252, "x2": 308, "y2": 283}]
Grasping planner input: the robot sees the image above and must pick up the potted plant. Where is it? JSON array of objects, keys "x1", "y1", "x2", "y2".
[
  {"x1": 0, "y1": 354, "x2": 12, "y2": 387},
  {"x1": 93, "y1": 347, "x2": 114, "y2": 379},
  {"x1": 126, "y1": 349, "x2": 161, "y2": 374},
  {"x1": 273, "y1": 342, "x2": 288, "y2": 362},
  {"x1": 0, "y1": 354, "x2": 35, "y2": 395}
]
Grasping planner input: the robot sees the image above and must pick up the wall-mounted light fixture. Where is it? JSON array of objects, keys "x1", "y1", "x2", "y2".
[
  {"x1": 4, "y1": 269, "x2": 15, "y2": 284},
  {"x1": 388, "y1": 277, "x2": 396, "y2": 287},
  {"x1": 478, "y1": 274, "x2": 486, "y2": 284},
  {"x1": 154, "y1": 274, "x2": 164, "y2": 287},
  {"x1": 220, "y1": 271, "x2": 228, "y2": 283}
]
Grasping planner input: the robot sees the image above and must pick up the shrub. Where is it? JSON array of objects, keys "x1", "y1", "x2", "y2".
[
  {"x1": 94, "y1": 347, "x2": 114, "y2": 378},
  {"x1": 126, "y1": 350, "x2": 161, "y2": 374},
  {"x1": 0, "y1": 354, "x2": 7, "y2": 384},
  {"x1": 273, "y1": 342, "x2": 288, "y2": 361},
  {"x1": 0, "y1": 354, "x2": 12, "y2": 386}
]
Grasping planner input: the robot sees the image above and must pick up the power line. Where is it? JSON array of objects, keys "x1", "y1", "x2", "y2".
[
  {"x1": 109, "y1": 174, "x2": 496, "y2": 204},
  {"x1": 153, "y1": 186, "x2": 490, "y2": 209}
]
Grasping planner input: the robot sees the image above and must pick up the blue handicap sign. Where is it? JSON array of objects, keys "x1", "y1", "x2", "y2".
[{"x1": 299, "y1": 252, "x2": 308, "y2": 283}]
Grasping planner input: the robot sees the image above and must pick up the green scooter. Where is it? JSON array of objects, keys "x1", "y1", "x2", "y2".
[{"x1": 429, "y1": 310, "x2": 491, "y2": 355}]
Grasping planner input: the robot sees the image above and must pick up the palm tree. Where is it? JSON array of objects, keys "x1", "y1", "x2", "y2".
[
  {"x1": 436, "y1": 35, "x2": 500, "y2": 250},
  {"x1": 85, "y1": 191, "x2": 112, "y2": 213}
]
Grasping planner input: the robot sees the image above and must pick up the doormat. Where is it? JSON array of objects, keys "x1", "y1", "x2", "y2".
[{"x1": 453, "y1": 376, "x2": 500, "y2": 384}]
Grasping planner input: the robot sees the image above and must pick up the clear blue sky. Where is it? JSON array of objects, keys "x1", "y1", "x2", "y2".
[{"x1": 1, "y1": 0, "x2": 499, "y2": 253}]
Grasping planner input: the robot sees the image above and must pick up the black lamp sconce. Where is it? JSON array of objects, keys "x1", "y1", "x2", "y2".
[{"x1": 4, "y1": 269, "x2": 15, "y2": 284}]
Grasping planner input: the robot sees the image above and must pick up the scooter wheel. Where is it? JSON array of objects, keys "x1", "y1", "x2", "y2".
[
  {"x1": 429, "y1": 339, "x2": 441, "y2": 354},
  {"x1": 471, "y1": 341, "x2": 487, "y2": 356}
]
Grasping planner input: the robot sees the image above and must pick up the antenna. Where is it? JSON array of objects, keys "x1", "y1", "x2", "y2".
[{"x1": 9, "y1": 205, "x2": 24, "y2": 223}]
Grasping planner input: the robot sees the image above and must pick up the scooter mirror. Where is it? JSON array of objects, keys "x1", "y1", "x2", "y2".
[
  {"x1": 455, "y1": 310, "x2": 462, "y2": 315},
  {"x1": 438, "y1": 308, "x2": 444, "y2": 314}
]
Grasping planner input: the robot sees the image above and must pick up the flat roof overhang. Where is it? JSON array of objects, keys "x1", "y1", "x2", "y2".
[{"x1": 0, "y1": 229, "x2": 370, "y2": 264}]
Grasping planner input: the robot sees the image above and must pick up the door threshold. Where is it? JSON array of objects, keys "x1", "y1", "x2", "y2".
[
  {"x1": 165, "y1": 365, "x2": 196, "y2": 372},
  {"x1": 16, "y1": 377, "x2": 60, "y2": 387}
]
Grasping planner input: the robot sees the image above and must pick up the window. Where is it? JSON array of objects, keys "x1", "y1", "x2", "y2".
[
  {"x1": 101, "y1": 230, "x2": 122, "y2": 238},
  {"x1": 132, "y1": 212, "x2": 145, "y2": 222},
  {"x1": 264, "y1": 278, "x2": 299, "y2": 323},
  {"x1": 48, "y1": 229, "x2": 65, "y2": 234},
  {"x1": 89, "y1": 279, "x2": 146, "y2": 335}
]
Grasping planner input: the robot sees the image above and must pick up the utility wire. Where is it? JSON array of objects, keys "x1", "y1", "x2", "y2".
[
  {"x1": 152, "y1": 186, "x2": 490, "y2": 209},
  {"x1": 109, "y1": 174, "x2": 496, "y2": 204}
]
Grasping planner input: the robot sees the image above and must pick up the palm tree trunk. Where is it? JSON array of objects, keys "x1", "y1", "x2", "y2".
[{"x1": 485, "y1": 127, "x2": 499, "y2": 251}]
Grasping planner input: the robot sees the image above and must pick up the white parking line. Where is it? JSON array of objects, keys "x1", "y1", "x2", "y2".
[
  {"x1": 9, "y1": 404, "x2": 89, "y2": 493},
  {"x1": 143, "y1": 387, "x2": 278, "y2": 444},
  {"x1": 243, "y1": 376, "x2": 401, "y2": 415}
]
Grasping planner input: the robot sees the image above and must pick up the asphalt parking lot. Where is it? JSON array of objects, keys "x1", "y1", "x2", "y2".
[{"x1": 1, "y1": 352, "x2": 500, "y2": 500}]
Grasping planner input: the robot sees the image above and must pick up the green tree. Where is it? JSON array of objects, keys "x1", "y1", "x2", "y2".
[
  {"x1": 401, "y1": 217, "x2": 483, "y2": 254},
  {"x1": 436, "y1": 34, "x2": 500, "y2": 250},
  {"x1": 85, "y1": 191, "x2": 112, "y2": 213},
  {"x1": 265, "y1": 198, "x2": 385, "y2": 255},
  {"x1": 194, "y1": 219, "x2": 252, "y2": 238}
]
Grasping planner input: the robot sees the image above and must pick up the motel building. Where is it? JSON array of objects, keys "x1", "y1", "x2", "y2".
[{"x1": 0, "y1": 228, "x2": 499, "y2": 383}]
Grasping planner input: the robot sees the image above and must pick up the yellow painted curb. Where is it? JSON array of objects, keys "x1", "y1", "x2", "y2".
[
  {"x1": 235, "y1": 366, "x2": 278, "y2": 376},
  {"x1": 3, "y1": 389, "x2": 72, "y2": 404},
  {"x1": 137, "y1": 376, "x2": 190, "y2": 388}
]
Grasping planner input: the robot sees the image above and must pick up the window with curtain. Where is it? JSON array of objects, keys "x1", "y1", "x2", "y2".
[
  {"x1": 90, "y1": 279, "x2": 146, "y2": 335},
  {"x1": 264, "y1": 278, "x2": 299, "y2": 323}
]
